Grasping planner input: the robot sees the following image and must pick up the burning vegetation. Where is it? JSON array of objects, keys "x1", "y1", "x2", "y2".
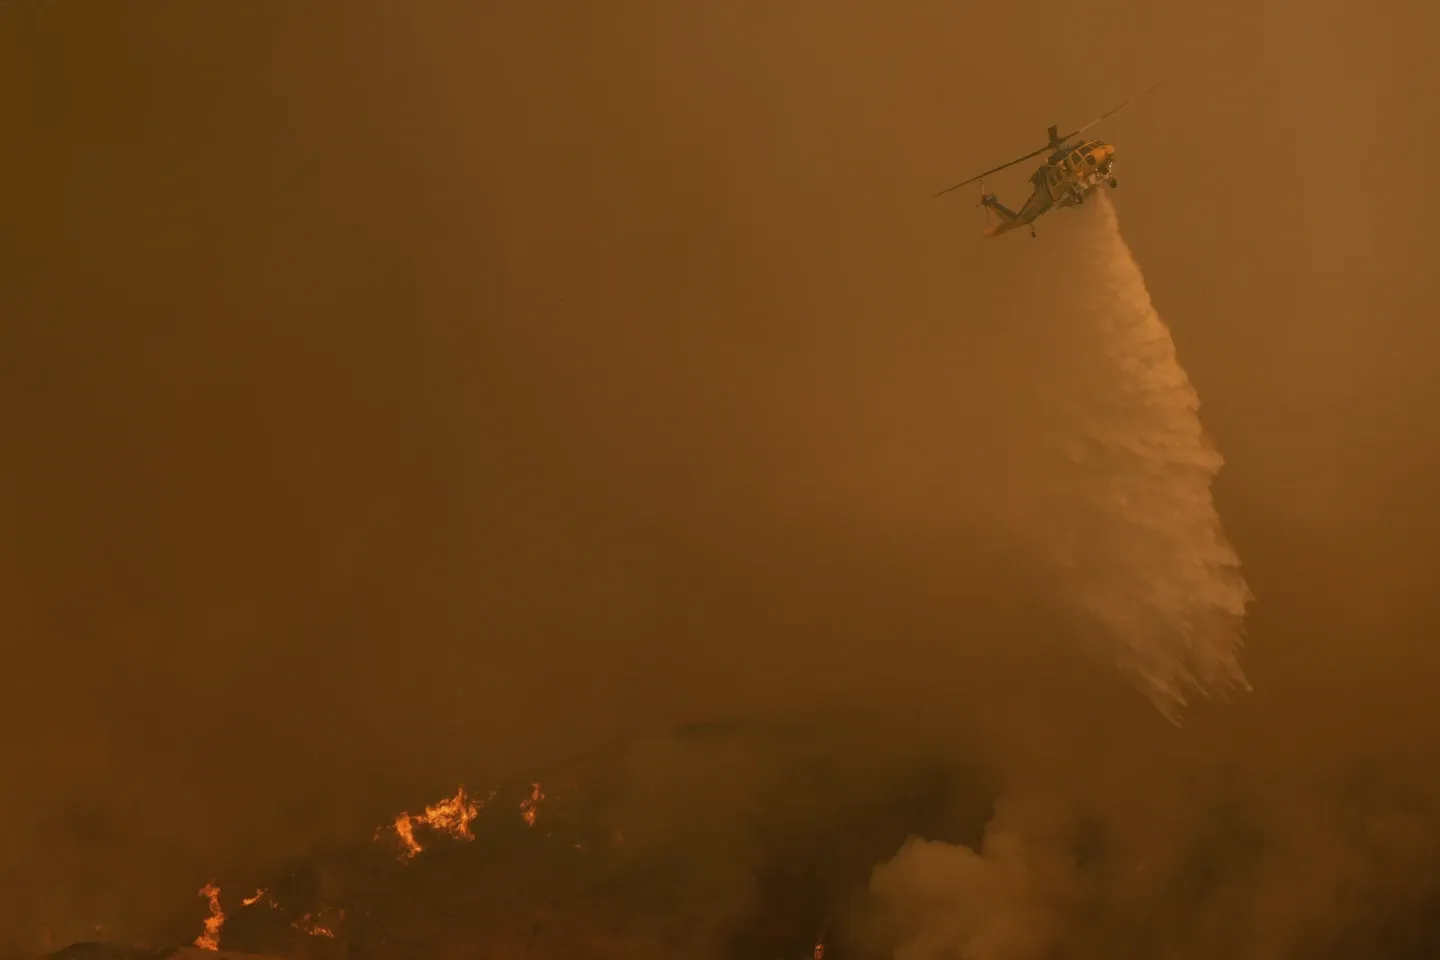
[
  {"x1": 191, "y1": 883, "x2": 223, "y2": 952},
  {"x1": 39, "y1": 721, "x2": 973, "y2": 960},
  {"x1": 182, "y1": 782, "x2": 541, "y2": 953},
  {"x1": 381, "y1": 786, "x2": 486, "y2": 863},
  {"x1": 520, "y1": 783, "x2": 545, "y2": 828}
]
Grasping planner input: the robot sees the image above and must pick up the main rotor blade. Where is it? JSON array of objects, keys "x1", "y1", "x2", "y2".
[
  {"x1": 933, "y1": 144, "x2": 1049, "y2": 198},
  {"x1": 1059, "y1": 83, "x2": 1160, "y2": 141},
  {"x1": 934, "y1": 84, "x2": 1157, "y2": 200}
]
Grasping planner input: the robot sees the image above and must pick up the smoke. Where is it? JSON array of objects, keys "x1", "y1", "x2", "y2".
[{"x1": 866, "y1": 793, "x2": 1082, "y2": 960}]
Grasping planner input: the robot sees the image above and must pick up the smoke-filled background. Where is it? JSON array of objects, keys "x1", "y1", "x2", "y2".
[{"x1": 4, "y1": 1, "x2": 1440, "y2": 957}]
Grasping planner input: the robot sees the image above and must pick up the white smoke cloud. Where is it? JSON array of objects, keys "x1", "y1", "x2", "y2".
[{"x1": 867, "y1": 792, "x2": 1082, "y2": 960}]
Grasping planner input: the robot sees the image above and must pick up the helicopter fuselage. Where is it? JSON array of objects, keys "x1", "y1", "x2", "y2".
[
  {"x1": 1042, "y1": 138, "x2": 1117, "y2": 207},
  {"x1": 936, "y1": 85, "x2": 1157, "y2": 237},
  {"x1": 981, "y1": 138, "x2": 1117, "y2": 237}
]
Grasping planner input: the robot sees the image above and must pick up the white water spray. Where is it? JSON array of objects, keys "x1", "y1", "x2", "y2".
[
  {"x1": 981, "y1": 192, "x2": 1252, "y2": 721},
  {"x1": 1029, "y1": 193, "x2": 1252, "y2": 719}
]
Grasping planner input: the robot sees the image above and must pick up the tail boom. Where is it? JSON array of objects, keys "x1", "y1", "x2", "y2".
[{"x1": 980, "y1": 192, "x2": 1022, "y2": 237}]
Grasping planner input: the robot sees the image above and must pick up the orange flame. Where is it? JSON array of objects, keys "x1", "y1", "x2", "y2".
[
  {"x1": 241, "y1": 888, "x2": 266, "y2": 907},
  {"x1": 384, "y1": 786, "x2": 482, "y2": 860},
  {"x1": 193, "y1": 882, "x2": 224, "y2": 951},
  {"x1": 292, "y1": 908, "x2": 342, "y2": 939},
  {"x1": 520, "y1": 782, "x2": 545, "y2": 827}
]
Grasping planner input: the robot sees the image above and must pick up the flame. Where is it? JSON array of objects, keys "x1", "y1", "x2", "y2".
[
  {"x1": 520, "y1": 782, "x2": 545, "y2": 827},
  {"x1": 196, "y1": 782, "x2": 542, "y2": 935},
  {"x1": 293, "y1": 908, "x2": 342, "y2": 939},
  {"x1": 193, "y1": 882, "x2": 224, "y2": 951},
  {"x1": 384, "y1": 786, "x2": 482, "y2": 860}
]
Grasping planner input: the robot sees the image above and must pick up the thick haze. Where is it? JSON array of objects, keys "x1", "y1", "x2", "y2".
[{"x1": 3, "y1": 0, "x2": 1440, "y2": 956}]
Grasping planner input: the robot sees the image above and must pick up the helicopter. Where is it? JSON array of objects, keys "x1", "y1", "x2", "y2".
[{"x1": 934, "y1": 85, "x2": 1158, "y2": 238}]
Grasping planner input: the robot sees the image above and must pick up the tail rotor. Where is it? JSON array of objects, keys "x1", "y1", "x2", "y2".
[{"x1": 976, "y1": 177, "x2": 992, "y2": 227}]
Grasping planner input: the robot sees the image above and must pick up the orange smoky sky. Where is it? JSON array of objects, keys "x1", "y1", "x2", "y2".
[{"x1": 1, "y1": 1, "x2": 1439, "y2": 956}]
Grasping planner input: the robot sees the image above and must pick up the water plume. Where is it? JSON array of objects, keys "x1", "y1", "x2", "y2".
[{"x1": 998, "y1": 192, "x2": 1253, "y2": 721}]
